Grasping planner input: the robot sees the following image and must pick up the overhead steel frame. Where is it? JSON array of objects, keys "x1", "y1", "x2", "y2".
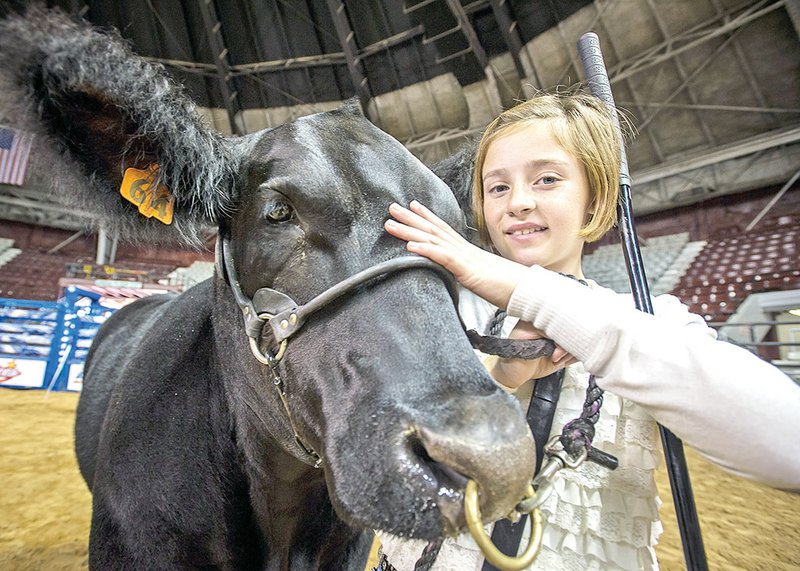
[
  {"x1": 636, "y1": 126, "x2": 800, "y2": 184},
  {"x1": 326, "y1": 0, "x2": 372, "y2": 107},
  {"x1": 410, "y1": 2, "x2": 797, "y2": 176},
  {"x1": 607, "y1": 0, "x2": 785, "y2": 83},
  {"x1": 197, "y1": 0, "x2": 243, "y2": 135},
  {"x1": 573, "y1": 0, "x2": 786, "y2": 172},
  {"x1": 145, "y1": 26, "x2": 425, "y2": 77},
  {"x1": 622, "y1": 0, "x2": 797, "y2": 208},
  {"x1": 3, "y1": 0, "x2": 798, "y2": 227}
]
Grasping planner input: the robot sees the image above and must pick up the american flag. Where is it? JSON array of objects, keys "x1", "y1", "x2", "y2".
[{"x1": 0, "y1": 126, "x2": 33, "y2": 186}]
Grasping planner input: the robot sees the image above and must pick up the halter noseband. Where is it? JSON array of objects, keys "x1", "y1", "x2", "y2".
[{"x1": 217, "y1": 232, "x2": 461, "y2": 467}]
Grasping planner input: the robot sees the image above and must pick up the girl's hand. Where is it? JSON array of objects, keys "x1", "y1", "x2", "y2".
[
  {"x1": 385, "y1": 201, "x2": 575, "y2": 389},
  {"x1": 385, "y1": 201, "x2": 527, "y2": 308},
  {"x1": 486, "y1": 321, "x2": 577, "y2": 390}
]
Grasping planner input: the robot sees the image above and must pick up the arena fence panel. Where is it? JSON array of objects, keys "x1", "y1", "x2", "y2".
[{"x1": 0, "y1": 286, "x2": 114, "y2": 391}]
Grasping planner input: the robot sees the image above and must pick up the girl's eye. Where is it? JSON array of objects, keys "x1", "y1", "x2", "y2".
[
  {"x1": 538, "y1": 175, "x2": 559, "y2": 185},
  {"x1": 487, "y1": 183, "x2": 509, "y2": 195},
  {"x1": 265, "y1": 199, "x2": 294, "y2": 223}
]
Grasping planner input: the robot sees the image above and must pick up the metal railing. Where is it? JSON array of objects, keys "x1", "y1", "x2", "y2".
[{"x1": 710, "y1": 320, "x2": 800, "y2": 381}]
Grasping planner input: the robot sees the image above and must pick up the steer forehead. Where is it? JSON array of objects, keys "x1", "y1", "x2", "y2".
[{"x1": 255, "y1": 110, "x2": 461, "y2": 222}]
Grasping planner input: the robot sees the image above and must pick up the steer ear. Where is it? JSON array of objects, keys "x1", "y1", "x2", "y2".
[
  {"x1": 0, "y1": 7, "x2": 236, "y2": 246},
  {"x1": 433, "y1": 139, "x2": 481, "y2": 245}
]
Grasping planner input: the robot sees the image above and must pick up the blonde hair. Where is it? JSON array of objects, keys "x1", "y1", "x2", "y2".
[{"x1": 472, "y1": 90, "x2": 624, "y2": 245}]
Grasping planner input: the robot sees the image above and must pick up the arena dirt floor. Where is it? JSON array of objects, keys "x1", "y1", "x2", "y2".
[{"x1": 1, "y1": 388, "x2": 798, "y2": 571}]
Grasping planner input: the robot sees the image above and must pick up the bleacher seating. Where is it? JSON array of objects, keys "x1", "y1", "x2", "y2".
[
  {"x1": 0, "y1": 249, "x2": 77, "y2": 300},
  {"x1": 671, "y1": 217, "x2": 800, "y2": 322},
  {"x1": 582, "y1": 217, "x2": 800, "y2": 325},
  {"x1": 166, "y1": 260, "x2": 214, "y2": 289},
  {"x1": 0, "y1": 238, "x2": 21, "y2": 268},
  {"x1": 583, "y1": 232, "x2": 703, "y2": 296},
  {"x1": 0, "y1": 242, "x2": 185, "y2": 301}
]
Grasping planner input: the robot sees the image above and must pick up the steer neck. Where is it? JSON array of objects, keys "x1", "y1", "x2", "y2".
[
  {"x1": 211, "y1": 275, "x2": 370, "y2": 568},
  {"x1": 211, "y1": 273, "x2": 310, "y2": 460}
]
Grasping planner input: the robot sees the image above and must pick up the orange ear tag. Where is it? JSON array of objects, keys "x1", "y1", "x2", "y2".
[{"x1": 120, "y1": 164, "x2": 175, "y2": 224}]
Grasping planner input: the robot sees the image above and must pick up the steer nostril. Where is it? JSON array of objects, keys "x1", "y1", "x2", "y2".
[
  {"x1": 405, "y1": 429, "x2": 471, "y2": 534},
  {"x1": 408, "y1": 432, "x2": 468, "y2": 488},
  {"x1": 431, "y1": 460, "x2": 470, "y2": 490},
  {"x1": 408, "y1": 433, "x2": 429, "y2": 463},
  {"x1": 412, "y1": 409, "x2": 537, "y2": 531}
]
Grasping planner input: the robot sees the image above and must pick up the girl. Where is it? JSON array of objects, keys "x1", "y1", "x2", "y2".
[{"x1": 378, "y1": 91, "x2": 800, "y2": 570}]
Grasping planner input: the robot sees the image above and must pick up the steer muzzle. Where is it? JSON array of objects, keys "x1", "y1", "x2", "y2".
[
  {"x1": 409, "y1": 394, "x2": 536, "y2": 535},
  {"x1": 287, "y1": 266, "x2": 537, "y2": 540}
]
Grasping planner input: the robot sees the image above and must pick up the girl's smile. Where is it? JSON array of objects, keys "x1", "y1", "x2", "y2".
[{"x1": 505, "y1": 221, "x2": 548, "y2": 239}]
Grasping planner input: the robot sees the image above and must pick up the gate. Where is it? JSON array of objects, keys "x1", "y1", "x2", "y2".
[{"x1": 0, "y1": 286, "x2": 113, "y2": 391}]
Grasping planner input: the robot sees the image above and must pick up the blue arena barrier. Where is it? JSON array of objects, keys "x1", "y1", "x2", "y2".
[{"x1": 0, "y1": 287, "x2": 114, "y2": 391}]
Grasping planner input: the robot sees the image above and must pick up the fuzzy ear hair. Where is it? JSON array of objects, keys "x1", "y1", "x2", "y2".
[
  {"x1": 340, "y1": 97, "x2": 366, "y2": 117},
  {"x1": 432, "y1": 138, "x2": 480, "y2": 243},
  {"x1": 0, "y1": 7, "x2": 237, "y2": 247}
]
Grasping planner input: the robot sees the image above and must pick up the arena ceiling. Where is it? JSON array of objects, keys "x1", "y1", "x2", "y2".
[{"x1": 1, "y1": 0, "x2": 799, "y2": 232}]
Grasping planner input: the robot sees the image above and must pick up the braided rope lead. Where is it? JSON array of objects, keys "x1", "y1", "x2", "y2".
[
  {"x1": 413, "y1": 538, "x2": 445, "y2": 571},
  {"x1": 560, "y1": 375, "x2": 619, "y2": 470}
]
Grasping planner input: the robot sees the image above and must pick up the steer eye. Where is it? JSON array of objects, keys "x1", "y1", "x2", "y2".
[{"x1": 265, "y1": 199, "x2": 295, "y2": 223}]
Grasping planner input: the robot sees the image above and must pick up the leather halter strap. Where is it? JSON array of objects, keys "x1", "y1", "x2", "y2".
[{"x1": 218, "y1": 233, "x2": 461, "y2": 352}]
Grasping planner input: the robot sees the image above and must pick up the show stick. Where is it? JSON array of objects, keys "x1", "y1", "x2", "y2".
[{"x1": 577, "y1": 31, "x2": 709, "y2": 571}]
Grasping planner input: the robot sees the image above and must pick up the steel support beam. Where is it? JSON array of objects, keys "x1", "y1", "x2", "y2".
[
  {"x1": 96, "y1": 227, "x2": 109, "y2": 265},
  {"x1": 326, "y1": 0, "x2": 372, "y2": 107},
  {"x1": 745, "y1": 168, "x2": 800, "y2": 231},
  {"x1": 487, "y1": 0, "x2": 526, "y2": 77},
  {"x1": 444, "y1": 0, "x2": 488, "y2": 69},
  {"x1": 785, "y1": 0, "x2": 800, "y2": 36},
  {"x1": 633, "y1": 125, "x2": 800, "y2": 184},
  {"x1": 197, "y1": 0, "x2": 243, "y2": 135}
]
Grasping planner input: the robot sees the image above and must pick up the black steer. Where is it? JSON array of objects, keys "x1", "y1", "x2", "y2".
[{"x1": 0, "y1": 7, "x2": 536, "y2": 570}]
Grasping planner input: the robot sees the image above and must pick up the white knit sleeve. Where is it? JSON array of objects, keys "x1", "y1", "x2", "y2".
[{"x1": 506, "y1": 265, "x2": 800, "y2": 491}]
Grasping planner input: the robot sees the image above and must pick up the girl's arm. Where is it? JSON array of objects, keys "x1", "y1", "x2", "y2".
[{"x1": 508, "y1": 265, "x2": 800, "y2": 491}]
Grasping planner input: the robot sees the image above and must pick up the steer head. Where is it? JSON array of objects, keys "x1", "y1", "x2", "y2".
[
  {"x1": 1, "y1": 7, "x2": 537, "y2": 541},
  {"x1": 223, "y1": 107, "x2": 537, "y2": 538}
]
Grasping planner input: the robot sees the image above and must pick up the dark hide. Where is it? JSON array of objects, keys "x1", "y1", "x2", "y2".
[{"x1": 1, "y1": 7, "x2": 537, "y2": 570}]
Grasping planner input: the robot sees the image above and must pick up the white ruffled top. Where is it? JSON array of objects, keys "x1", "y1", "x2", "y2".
[
  {"x1": 377, "y1": 361, "x2": 663, "y2": 571},
  {"x1": 377, "y1": 282, "x2": 664, "y2": 571}
]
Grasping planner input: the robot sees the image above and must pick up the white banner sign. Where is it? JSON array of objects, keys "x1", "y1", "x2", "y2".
[{"x1": 0, "y1": 357, "x2": 47, "y2": 389}]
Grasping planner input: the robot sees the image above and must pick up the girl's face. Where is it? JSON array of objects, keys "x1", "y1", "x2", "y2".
[{"x1": 481, "y1": 120, "x2": 591, "y2": 276}]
